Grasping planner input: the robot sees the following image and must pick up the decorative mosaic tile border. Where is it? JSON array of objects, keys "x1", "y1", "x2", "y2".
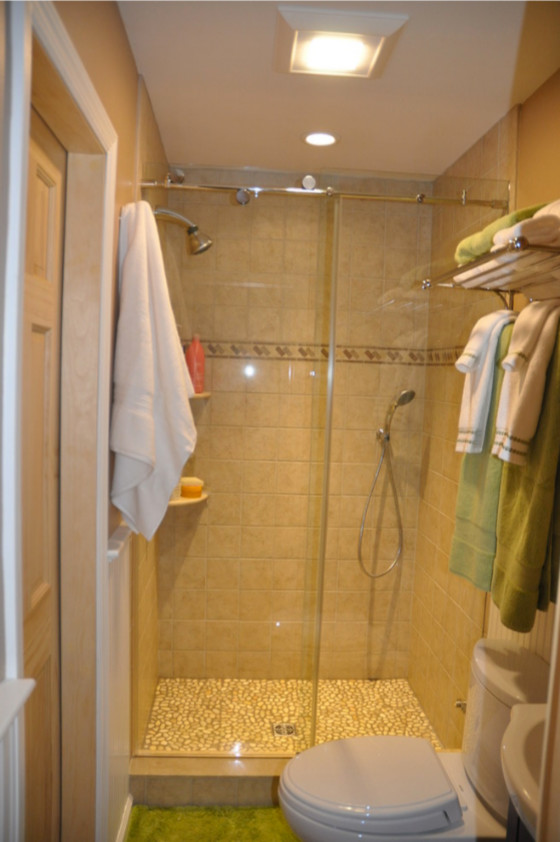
[{"x1": 204, "y1": 340, "x2": 462, "y2": 366}]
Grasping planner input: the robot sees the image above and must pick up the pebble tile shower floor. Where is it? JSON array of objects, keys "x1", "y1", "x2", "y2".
[{"x1": 142, "y1": 678, "x2": 441, "y2": 756}]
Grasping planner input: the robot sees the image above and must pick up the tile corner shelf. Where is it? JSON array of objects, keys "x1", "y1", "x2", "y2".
[
  {"x1": 169, "y1": 491, "x2": 208, "y2": 507},
  {"x1": 190, "y1": 391, "x2": 211, "y2": 400}
]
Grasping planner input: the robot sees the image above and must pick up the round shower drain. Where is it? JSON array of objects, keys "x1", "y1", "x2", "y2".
[{"x1": 272, "y1": 722, "x2": 297, "y2": 737}]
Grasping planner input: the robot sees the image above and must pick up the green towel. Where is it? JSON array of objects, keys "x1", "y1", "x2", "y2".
[
  {"x1": 449, "y1": 323, "x2": 513, "y2": 589},
  {"x1": 491, "y1": 330, "x2": 560, "y2": 632},
  {"x1": 454, "y1": 204, "x2": 545, "y2": 265},
  {"x1": 543, "y1": 458, "x2": 560, "y2": 606}
]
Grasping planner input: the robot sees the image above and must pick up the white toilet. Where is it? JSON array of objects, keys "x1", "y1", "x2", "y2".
[{"x1": 279, "y1": 640, "x2": 549, "y2": 841}]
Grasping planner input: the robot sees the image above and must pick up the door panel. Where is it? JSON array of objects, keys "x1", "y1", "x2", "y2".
[{"x1": 22, "y1": 108, "x2": 66, "y2": 842}]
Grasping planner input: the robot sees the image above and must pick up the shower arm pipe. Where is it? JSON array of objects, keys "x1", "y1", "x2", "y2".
[
  {"x1": 140, "y1": 180, "x2": 509, "y2": 211},
  {"x1": 152, "y1": 206, "x2": 198, "y2": 231}
]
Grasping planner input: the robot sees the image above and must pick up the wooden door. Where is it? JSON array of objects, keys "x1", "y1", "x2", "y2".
[{"x1": 22, "y1": 108, "x2": 66, "y2": 842}]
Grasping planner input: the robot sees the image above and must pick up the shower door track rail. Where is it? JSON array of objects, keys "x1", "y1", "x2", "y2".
[{"x1": 140, "y1": 180, "x2": 508, "y2": 211}]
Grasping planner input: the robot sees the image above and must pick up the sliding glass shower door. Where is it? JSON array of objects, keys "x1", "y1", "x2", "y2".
[{"x1": 135, "y1": 186, "x2": 337, "y2": 756}]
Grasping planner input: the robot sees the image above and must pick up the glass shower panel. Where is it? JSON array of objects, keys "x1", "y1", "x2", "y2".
[
  {"x1": 143, "y1": 187, "x2": 335, "y2": 757},
  {"x1": 317, "y1": 192, "x2": 432, "y2": 685}
]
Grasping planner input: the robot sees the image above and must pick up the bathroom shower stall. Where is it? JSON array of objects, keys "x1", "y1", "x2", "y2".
[{"x1": 131, "y1": 168, "x2": 513, "y2": 762}]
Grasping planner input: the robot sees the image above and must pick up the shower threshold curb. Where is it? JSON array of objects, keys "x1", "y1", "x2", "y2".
[{"x1": 130, "y1": 755, "x2": 290, "y2": 778}]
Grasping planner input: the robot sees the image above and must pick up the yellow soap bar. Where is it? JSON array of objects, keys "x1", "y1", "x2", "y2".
[{"x1": 181, "y1": 476, "x2": 204, "y2": 498}]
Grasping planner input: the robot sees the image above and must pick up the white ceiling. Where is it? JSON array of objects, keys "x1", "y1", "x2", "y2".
[{"x1": 118, "y1": 1, "x2": 560, "y2": 180}]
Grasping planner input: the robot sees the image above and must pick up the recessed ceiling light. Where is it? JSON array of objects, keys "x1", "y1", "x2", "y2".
[
  {"x1": 304, "y1": 132, "x2": 338, "y2": 147},
  {"x1": 275, "y1": 6, "x2": 408, "y2": 78}
]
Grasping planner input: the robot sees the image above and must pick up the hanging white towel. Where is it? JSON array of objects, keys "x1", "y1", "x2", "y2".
[
  {"x1": 456, "y1": 310, "x2": 517, "y2": 453},
  {"x1": 110, "y1": 201, "x2": 197, "y2": 539},
  {"x1": 501, "y1": 298, "x2": 560, "y2": 370},
  {"x1": 493, "y1": 300, "x2": 560, "y2": 465}
]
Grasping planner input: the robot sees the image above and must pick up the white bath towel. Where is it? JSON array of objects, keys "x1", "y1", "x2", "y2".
[
  {"x1": 492, "y1": 214, "x2": 560, "y2": 249},
  {"x1": 535, "y1": 199, "x2": 560, "y2": 221},
  {"x1": 501, "y1": 298, "x2": 560, "y2": 371},
  {"x1": 493, "y1": 300, "x2": 560, "y2": 465},
  {"x1": 454, "y1": 212, "x2": 560, "y2": 289},
  {"x1": 456, "y1": 310, "x2": 517, "y2": 453},
  {"x1": 110, "y1": 201, "x2": 197, "y2": 539}
]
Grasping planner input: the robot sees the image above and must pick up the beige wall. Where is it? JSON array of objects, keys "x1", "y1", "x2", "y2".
[
  {"x1": 409, "y1": 106, "x2": 517, "y2": 747},
  {"x1": 517, "y1": 70, "x2": 560, "y2": 208},
  {"x1": 149, "y1": 174, "x2": 431, "y2": 685},
  {"x1": 46, "y1": 3, "x2": 166, "y2": 836},
  {"x1": 323, "y1": 188, "x2": 431, "y2": 679},
  {"x1": 153, "y1": 184, "x2": 332, "y2": 682},
  {"x1": 130, "y1": 79, "x2": 168, "y2": 748},
  {"x1": 410, "y1": 68, "x2": 560, "y2": 749},
  {"x1": 55, "y1": 1, "x2": 141, "y2": 538},
  {"x1": 54, "y1": 2, "x2": 138, "y2": 208}
]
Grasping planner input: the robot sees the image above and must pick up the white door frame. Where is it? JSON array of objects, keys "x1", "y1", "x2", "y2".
[{"x1": 1, "y1": 2, "x2": 117, "y2": 838}]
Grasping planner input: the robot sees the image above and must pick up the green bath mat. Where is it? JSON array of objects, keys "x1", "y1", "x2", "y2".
[{"x1": 126, "y1": 805, "x2": 300, "y2": 841}]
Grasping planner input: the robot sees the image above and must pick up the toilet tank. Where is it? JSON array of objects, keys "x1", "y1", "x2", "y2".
[{"x1": 462, "y1": 639, "x2": 549, "y2": 824}]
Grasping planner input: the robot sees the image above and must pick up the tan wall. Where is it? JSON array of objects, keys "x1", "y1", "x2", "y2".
[
  {"x1": 130, "y1": 79, "x2": 168, "y2": 748},
  {"x1": 411, "y1": 68, "x2": 560, "y2": 749},
  {"x1": 55, "y1": 1, "x2": 141, "y2": 538},
  {"x1": 54, "y1": 1, "x2": 138, "y2": 209},
  {"x1": 324, "y1": 189, "x2": 431, "y2": 679},
  {"x1": 154, "y1": 185, "x2": 332, "y2": 681},
  {"x1": 47, "y1": 3, "x2": 167, "y2": 836},
  {"x1": 151, "y1": 174, "x2": 431, "y2": 684},
  {"x1": 517, "y1": 70, "x2": 560, "y2": 208},
  {"x1": 409, "y1": 110, "x2": 518, "y2": 749}
]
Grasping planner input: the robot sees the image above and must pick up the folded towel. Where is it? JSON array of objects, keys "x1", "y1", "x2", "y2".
[
  {"x1": 453, "y1": 230, "x2": 560, "y2": 288},
  {"x1": 110, "y1": 201, "x2": 197, "y2": 539},
  {"x1": 492, "y1": 214, "x2": 560, "y2": 249},
  {"x1": 491, "y1": 328, "x2": 560, "y2": 631},
  {"x1": 493, "y1": 300, "x2": 560, "y2": 464},
  {"x1": 454, "y1": 204, "x2": 545, "y2": 266},
  {"x1": 449, "y1": 322, "x2": 513, "y2": 590},
  {"x1": 535, "y1": 198, "x2": 560, "y2": 221},
  {"x1": 456, "y1": 311, "x2": 517, "y2": 453}
]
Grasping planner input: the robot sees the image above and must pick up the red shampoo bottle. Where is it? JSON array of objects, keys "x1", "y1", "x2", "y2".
[{"x1": 185, "y1": 334, "x2": 205, "y2": 393}]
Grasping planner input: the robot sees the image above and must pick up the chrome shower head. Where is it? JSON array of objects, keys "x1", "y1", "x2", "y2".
[
  {"x1": 186, "y1": 226, "x2": 213, "y2": 255},
  {"x1": 395, "y1": 389, "x2": 416, "y2": 408},
  {"x1": 380, "y1": 389, "x2": 416, "y2": 439},
  {"x1": 153, "y1": 206, "x2": 213, "y2": 255}
]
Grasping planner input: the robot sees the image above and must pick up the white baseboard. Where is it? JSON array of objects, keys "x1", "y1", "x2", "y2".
[{"x1": 115, "y1": 793, "x2": 133, "y2": 842}]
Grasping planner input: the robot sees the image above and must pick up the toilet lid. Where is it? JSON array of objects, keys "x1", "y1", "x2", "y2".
[{"x1": 281, "y1": 737, "x2": 463, "y2": 836}]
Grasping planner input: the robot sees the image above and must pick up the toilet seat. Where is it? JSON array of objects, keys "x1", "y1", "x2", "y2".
[{"x1": 279, "y1": 736, "x2": 463, "y2": 837}]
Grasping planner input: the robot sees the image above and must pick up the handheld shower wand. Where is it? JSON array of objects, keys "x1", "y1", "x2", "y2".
[
  {"x1": 379, "y1": 389, "x2": 416, "y2": 441},
  {"x1": 358, "y1": 389, "x2": 416, "y2": 580}
]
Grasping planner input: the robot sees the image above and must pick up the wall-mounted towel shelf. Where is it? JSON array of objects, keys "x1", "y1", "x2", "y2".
[{"x1": 422, "y1": 237, "x2": 560, "y2": 301}]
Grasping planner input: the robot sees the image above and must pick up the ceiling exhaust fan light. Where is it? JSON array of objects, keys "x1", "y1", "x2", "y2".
[
  {"x1": 296, "y1": 33, "x2": 372, "y2": 75},
  {"x1": 276, "y1": 7, "x2": 408, "y2": 78}
]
